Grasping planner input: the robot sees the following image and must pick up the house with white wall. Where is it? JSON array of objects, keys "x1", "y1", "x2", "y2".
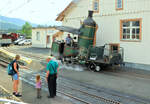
[
  {"x1": 56, "y1": 0, "x2": 150, "y2": 70},
  {"x1": 32, "y1": 27, "x2": 58, "y2": 48}
]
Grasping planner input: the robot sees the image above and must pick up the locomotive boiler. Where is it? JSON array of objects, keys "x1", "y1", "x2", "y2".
[{"x1": 51, "y1": 11, "x2": 124, "y2": 71}]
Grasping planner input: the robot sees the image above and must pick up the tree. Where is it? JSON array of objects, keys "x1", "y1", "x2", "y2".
[{"x1": 21, "y1": 22, "x2": 32, "y2": 38}]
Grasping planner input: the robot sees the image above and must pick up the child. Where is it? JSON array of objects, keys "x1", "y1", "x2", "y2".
[{"x1": 36, "y1": 75, "x2": 42, "y2": 99}]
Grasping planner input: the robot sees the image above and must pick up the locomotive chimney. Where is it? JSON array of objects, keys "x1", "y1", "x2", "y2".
[{"x1": 88, "y1": 11, "x2": 93, "y2": 18}]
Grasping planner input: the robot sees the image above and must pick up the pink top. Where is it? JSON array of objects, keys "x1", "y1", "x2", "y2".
[{"x1": 36, "y1": 80, "x2": 42, "y2": 88}]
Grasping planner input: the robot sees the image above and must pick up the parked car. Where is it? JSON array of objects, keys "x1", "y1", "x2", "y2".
[
  {"x1": 14, "y1": 39, "x2": 24, "y2": 45},
  {"x1": 18, "y1": 39, "x2": 31, "y2": 45},
  {"x1": 24, "y1": 39, "x2": 32, "y2": 45},
  {"x1": 18, "y1": 39, "x2": 26, "y2": 45}
]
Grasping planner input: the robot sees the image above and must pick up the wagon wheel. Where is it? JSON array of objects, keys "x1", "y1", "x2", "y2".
[
  {"x1": 95, "y1": 66, "x2": 101, "y2": 72},
  {"x1": 88, "y1": 62, "x2": 101, "y2": 72}
]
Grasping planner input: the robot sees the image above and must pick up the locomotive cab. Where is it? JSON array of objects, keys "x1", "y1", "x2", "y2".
[{"x1": 87, "y1": 44, "x2": 124, "y2": 71}]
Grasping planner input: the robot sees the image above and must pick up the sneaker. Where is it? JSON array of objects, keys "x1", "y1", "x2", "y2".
[
  {"x1": 12, "y1": 92, "x2": 16, "y2": 95},
  {"x1": 15, "y1": 93, "x2": 22, "y2": 97}
]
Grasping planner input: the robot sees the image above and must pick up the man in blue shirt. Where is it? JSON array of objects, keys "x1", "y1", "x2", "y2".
[
  {"x1": 46, "y1": 56, "x2": 59, "y2": 98},
  {"x1": 65, "y1": 34, "x2": 73, "y2": 46}
]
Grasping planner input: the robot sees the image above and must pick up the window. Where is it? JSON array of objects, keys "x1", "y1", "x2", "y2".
[
  {"x1": 36, "y1": 32, "x2": 40, "y2": 41},
  {"x1": 120, "y1": 19, "x2": 142, "y2": 41},
  {"x1": 116, "y1": 0, "x2": 123, "y2": 10},
  {"x1": 93, "y1": 0, "x2": 99, "y2": 13}
]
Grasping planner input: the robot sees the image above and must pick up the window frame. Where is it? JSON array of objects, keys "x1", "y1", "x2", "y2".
[
  {"x1": 116, "y1": 0, "x2": 123, "y2": 10},
  {"x1": 93, "y1": 0, "x2": 99, "y2": 13},
  {"x1": 120, "y1": 18, "x2": 142, "y2": 42}
]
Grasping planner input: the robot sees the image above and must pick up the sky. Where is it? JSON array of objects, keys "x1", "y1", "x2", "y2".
[{"x1": 0, "y1": 0, "x2": 72, "y2": 25}]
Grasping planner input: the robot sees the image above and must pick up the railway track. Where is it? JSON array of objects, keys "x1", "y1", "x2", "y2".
[
  {"x1": 2, "y1": 47, "x2": 150, "y2": 80},
  {"x1": 58, "y1": 76, "x2": 150, "y2": 104},
  {"x1": 0, "y1": 59, "x2": 150, "y2": 104},
  {"x1": 60, "y1": 84, "x2": 120, "y2": 104},
  {"x1": 27, "y1": 70, "x2": 149, "y2": 104},
  {"x1": 0, "y1": 59, "x2": 121, "y2": 104},
  {"x1": 22, "y1": 69, "x2": 150, "y2": 104}
]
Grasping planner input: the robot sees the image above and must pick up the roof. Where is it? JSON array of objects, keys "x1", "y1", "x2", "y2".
[
  {"x1": 56, "y1": 26, "x2": 80, "y2": 34},
  {"x1": 56, "y1": 0, "x2": 80, "y2": 21},
  {"x1": 32, "y1": 27, "x2": 56, "y2": 30}
]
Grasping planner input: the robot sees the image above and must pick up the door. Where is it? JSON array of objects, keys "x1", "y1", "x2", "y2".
[{"x1": 46, "y1": 35, "x2": 51, "y2": 48}]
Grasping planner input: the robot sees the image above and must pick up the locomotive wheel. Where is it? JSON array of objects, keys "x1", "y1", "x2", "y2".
[
  {"x1": 88, "y1": 62, "x2": 96, "y2": 71},
  {"x1": 95, "y1": 66, "x2": 101, "y2": 72},
  {"x1": 88, "y1": 63, "x2": 101, "y2": 72}
]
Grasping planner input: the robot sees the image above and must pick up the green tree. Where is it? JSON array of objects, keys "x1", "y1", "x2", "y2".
[{"x1": 21, "y1": 22, "x2": 32, "y2": 38}]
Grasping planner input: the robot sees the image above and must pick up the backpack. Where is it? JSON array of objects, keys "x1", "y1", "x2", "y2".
[{"x1": 7, "y1": 60, "x2": 16, "y2": 76}]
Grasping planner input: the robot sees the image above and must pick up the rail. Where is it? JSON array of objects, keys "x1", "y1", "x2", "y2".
[
  {"x1": 0, "y1": 59, "x2": 121, "y2": 104},
  {"x1": 0, "y1": 57, "x2": 149, "y2": 104}
]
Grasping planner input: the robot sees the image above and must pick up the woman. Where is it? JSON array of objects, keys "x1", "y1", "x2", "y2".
[{"x1": 12, "y1": 55, "x2": 28, "y2": 97}]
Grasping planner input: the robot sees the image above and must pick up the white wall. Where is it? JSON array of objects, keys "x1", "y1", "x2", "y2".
[
  {"x1": 32, "y1": 29, "x2": 47, "y2": 48},
  {"x1": 98, "y1": 0, "x2": 150, "y2": 15},
  {"x1": 63, "y1": 0, "x2": 91, "y2": 28},
  {"x1": 32, "y1": 28, "x2": 58, "y2": 48},
  {"x1": 95, "y1": 12, "x2": 150, "y2": 65},
  {"x1": 61, "y1": 0, "x2": 150, "y2": 67}
]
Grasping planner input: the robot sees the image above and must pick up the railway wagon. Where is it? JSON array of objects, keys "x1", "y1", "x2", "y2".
[{"x1": 51, "y1": 11, "x2": 124, "y2": 71}]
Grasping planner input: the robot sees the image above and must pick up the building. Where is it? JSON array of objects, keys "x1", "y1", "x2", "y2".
[
  {"x1": 56, "y1": 0, "x2": 150, "y2": 70},
  {"x1": 32, "y1": 27, "x2": 58, "y2": 48}
]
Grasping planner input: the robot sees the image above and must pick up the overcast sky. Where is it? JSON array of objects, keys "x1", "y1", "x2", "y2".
[{"x1": 0, "y1": 0, "x2": 72, "y2": 25}]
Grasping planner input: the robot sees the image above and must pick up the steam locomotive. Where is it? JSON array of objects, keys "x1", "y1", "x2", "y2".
[{"x1": 51, "y1": 11, "x2": 124, "y2": 71}]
